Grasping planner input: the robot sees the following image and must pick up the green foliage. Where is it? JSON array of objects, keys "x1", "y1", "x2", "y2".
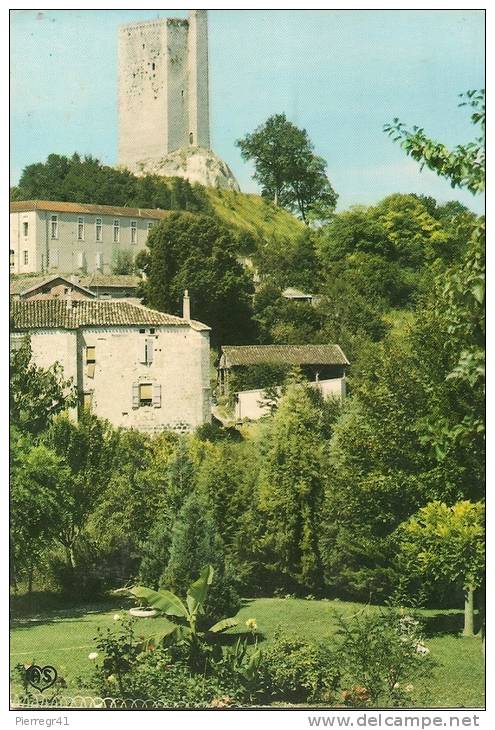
[
  {"x1": 10, "y1": 338, "x2": 77, "y2": 435},
  {"x1": 160, "y1": 493, "x2": 241, "y2": 623},
  {"x1": 335, "y1": 609, "x2": 434, "y2": 707},
  {"x1": 125, "y1": 565, "x2": 239, "y2": 663},
  {"x1": 110, "y1": 248, "x2": 135, "y2": 275},
  {"x1": 257, "y1": 383, "x2": 337, "y2": 592},
  {"x1": 92, "y1": 617, "x2": 240, "y2": 707},
  {"x1": 42, "y1": 413, "x2": 120, "y2": 592},
  {"x1": 237, "y1": 113, "x2": 338, "y2": 223},
  {"x1": 396, "y1": 500, "x2": 485, "y2": 596},
  {"x1": 255, "y1": 630, "x2": 340, "y2": 704},
  {"x1": 10, "y1": 428, "x2": 71, "y2": 589},
  {"x1": 138, "y1": 514, "x2": 175, "y2": 591},
  {"x1": 12, "y1": 152, "x2": 211, "y2": 211},
  {"x1": 384, "y1": 90, "x2": 485, "y2": 194},
  {"x1": 139, "y1": 212, "x2": 256, "y2": 346},
  {"x1": 89, "y1": 429, "x2": 179, "y2": 582}
]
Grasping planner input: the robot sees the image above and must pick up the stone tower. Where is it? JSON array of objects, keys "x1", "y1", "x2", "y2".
[{"x1": 118, "y1": 10, "x2": 210, "y2": 170}]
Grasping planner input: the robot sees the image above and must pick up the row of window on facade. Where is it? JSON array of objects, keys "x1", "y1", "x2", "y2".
[{"x1": 20, "y1": 217, "x2": 155, "y2": 243}]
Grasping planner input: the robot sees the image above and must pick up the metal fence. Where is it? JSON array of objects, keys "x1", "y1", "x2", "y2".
[{"x1": 10, "y1": 694, "x2": 169, "y2": 709}]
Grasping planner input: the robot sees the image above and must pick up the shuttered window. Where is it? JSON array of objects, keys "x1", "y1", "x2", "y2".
[
  {"x1": 139, "y1": 338, "x2": 154, "y2": 364},
  {"x1": 139, "y1": 383, "x2": 153, "y2": 406},
  {"x1": 152, "y1": 383, "x2": 161, "y2": 408},
  {"x1": 132, "y1": 383, "x2": 159, "y2": 407},
  {"x1": 86, "y1": 346, "x2": 96, "y2": 364}
]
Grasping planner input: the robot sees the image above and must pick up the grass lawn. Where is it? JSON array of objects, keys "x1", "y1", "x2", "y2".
[{"x1": 10, "y1": 596, "x2": 484, "y2": 708}]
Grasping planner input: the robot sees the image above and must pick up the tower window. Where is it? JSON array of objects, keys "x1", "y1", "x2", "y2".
[
  {"x1": 189, "y1": 132, "x2": 194, "y2": 144},
  {"x1": 152, "y1": 62, "x2": 155, "y2": 70},
  {"x1": 23, "y1": 221, "x2": 29, "y2": 237}
]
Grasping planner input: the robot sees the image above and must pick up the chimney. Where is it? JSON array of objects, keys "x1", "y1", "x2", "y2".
[{"x1": 183, "y1": 290, "x2": 191, "y2": 321}]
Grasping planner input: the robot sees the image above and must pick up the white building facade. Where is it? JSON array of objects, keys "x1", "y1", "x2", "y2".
[
  {"x1": 10, "y1": 200, "x2": 170, "y2": 275},
  {"x1": 11, "y1": 299, "x2": 211, "y2": 433}
]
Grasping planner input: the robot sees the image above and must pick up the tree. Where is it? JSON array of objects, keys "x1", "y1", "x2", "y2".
[
  {"x1": 236, "y1": 113, "x2": 337, "y2": 222},
  {"x1": 257, "y1": 383, "x2": 335, "y2": 591},
  {"x1": 385, "y1": 91, "x2": 485, "y2": 497},
  {"x1": 111, "y1": 249, "x2": 136, "y2": 275},
  {"x1": 397, "y1": 501, "x2": 485, "y2": 636},
  {"x1": 160, "y1": 492, "x2": 240, "y2": 623},
  {"x1": 139, "y1": 212, "x2": 256, "y2": 346},
  {"x1": 43, "y1": 413, "x2": 119, "y2": 587},
  {"x1": 10, "y1": 337, "x2": 77, "y2": 435},
  {"x1": 384, "y1": 89, "x2": 485, "y2": 194},
  {"x1": 10, "y1": 428, "x2": 71, "y2": 591},
  {"x1": 12, "y1": 152, "x2": 211, "y2": 212}
]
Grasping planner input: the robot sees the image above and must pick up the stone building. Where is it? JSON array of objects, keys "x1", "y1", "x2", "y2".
[
  {"x1": 10, "y1": 200, "x2": 169, "y2": 275},
  {"x1": 118, "y1": 10, "x2": 239, "y2": 190},
  {"x1": 10, "y1": 297, "x2": 211, "y2": 433},
  {"x1": 218, "y1": 344, "x2": 349, "y2": 421},
  {"x1": 119, "y1": 10, "x2": 209, "y2": 166}
]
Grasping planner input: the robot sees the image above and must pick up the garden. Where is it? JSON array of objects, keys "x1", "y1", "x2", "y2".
[{"x1": 10, "y1": 573, "x2": 484, "y2": 709}]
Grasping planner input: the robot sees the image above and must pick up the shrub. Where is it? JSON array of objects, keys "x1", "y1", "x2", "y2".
[
  {"x1": 334, "y1": 609, "x2": 434, "y2": 707},
  {"x1": 255, "y1": 630, "x2": 340, "y2": 704},
  {"x1": 92, "y1": 621, "x2": 240, "y2": 707}
]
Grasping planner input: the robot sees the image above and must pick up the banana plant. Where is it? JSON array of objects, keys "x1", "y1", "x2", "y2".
[{"x1": 126, "y1": 565, "x2": 238, "y2": 648}]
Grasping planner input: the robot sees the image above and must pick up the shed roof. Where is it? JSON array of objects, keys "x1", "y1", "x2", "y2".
[
  {"x1": 282, "y1": 287, "x2": 313, "y2": 299},
  {"x1": 10, "y1": 200, "x2": 172, "y2": 219},
  {"x1": 10, "y1": 300, "x2": 210, "y2": 331},
  {"x1": 220, "y1": 344, "x2": 349, "y2": 368}
]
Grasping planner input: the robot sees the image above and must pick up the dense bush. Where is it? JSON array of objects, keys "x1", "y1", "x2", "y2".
[{"x1": 255, "y1": 630, "x2": 340, "y2": 704}]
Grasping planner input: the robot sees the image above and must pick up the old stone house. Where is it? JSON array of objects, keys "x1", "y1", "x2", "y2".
[
  {"x1": 218, "y1": 344, "x2": 349, "y2": 421},
  {"x1": 10, "y1": 296, "x2": 211, "y2": 433},
  {"x1": 10, "y1": 200, "x2": 170, "y2": 275}
]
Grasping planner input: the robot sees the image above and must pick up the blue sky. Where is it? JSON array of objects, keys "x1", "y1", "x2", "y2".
[{"x1": 10, "y1": 9, "x2": 485, "y2": 212}]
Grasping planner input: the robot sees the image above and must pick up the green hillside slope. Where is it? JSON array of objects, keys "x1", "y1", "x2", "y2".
[{"x1": 206, "y1": 188, "x2": 306, "y2": 242}]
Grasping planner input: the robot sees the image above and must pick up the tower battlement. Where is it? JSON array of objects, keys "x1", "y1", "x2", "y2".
[{"x1": 118, "y1": 10, "x2": 210, "y2": 170}]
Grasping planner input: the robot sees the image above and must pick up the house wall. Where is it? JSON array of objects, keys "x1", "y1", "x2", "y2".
[
  {"x1": 78, "y1": 324, "x2": 211, "y2": 432},
  {"x1": 234, "y1": 377, "x2": 346, "y2": 421},
  {"x1": 10, "y1": 211, "x2": 38, "y2": 274},
  {"x1": 10, "y1": 210, "x2": 157, "y2": 275},
  {"x1": 16, "y1": 322, "x2": 211, "y2": 433},
  {"x1": 24, "y1": 327, "x2": 79, "y2": 419}
]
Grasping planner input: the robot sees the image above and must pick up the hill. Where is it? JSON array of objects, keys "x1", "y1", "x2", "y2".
[{"x1": 206, "y1": 187, "x2": 306, "y2": 243}]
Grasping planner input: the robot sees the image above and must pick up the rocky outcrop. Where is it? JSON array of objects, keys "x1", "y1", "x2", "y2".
[{"x1": 129, "y1": 146, "x2": 240, "y2": 191}]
